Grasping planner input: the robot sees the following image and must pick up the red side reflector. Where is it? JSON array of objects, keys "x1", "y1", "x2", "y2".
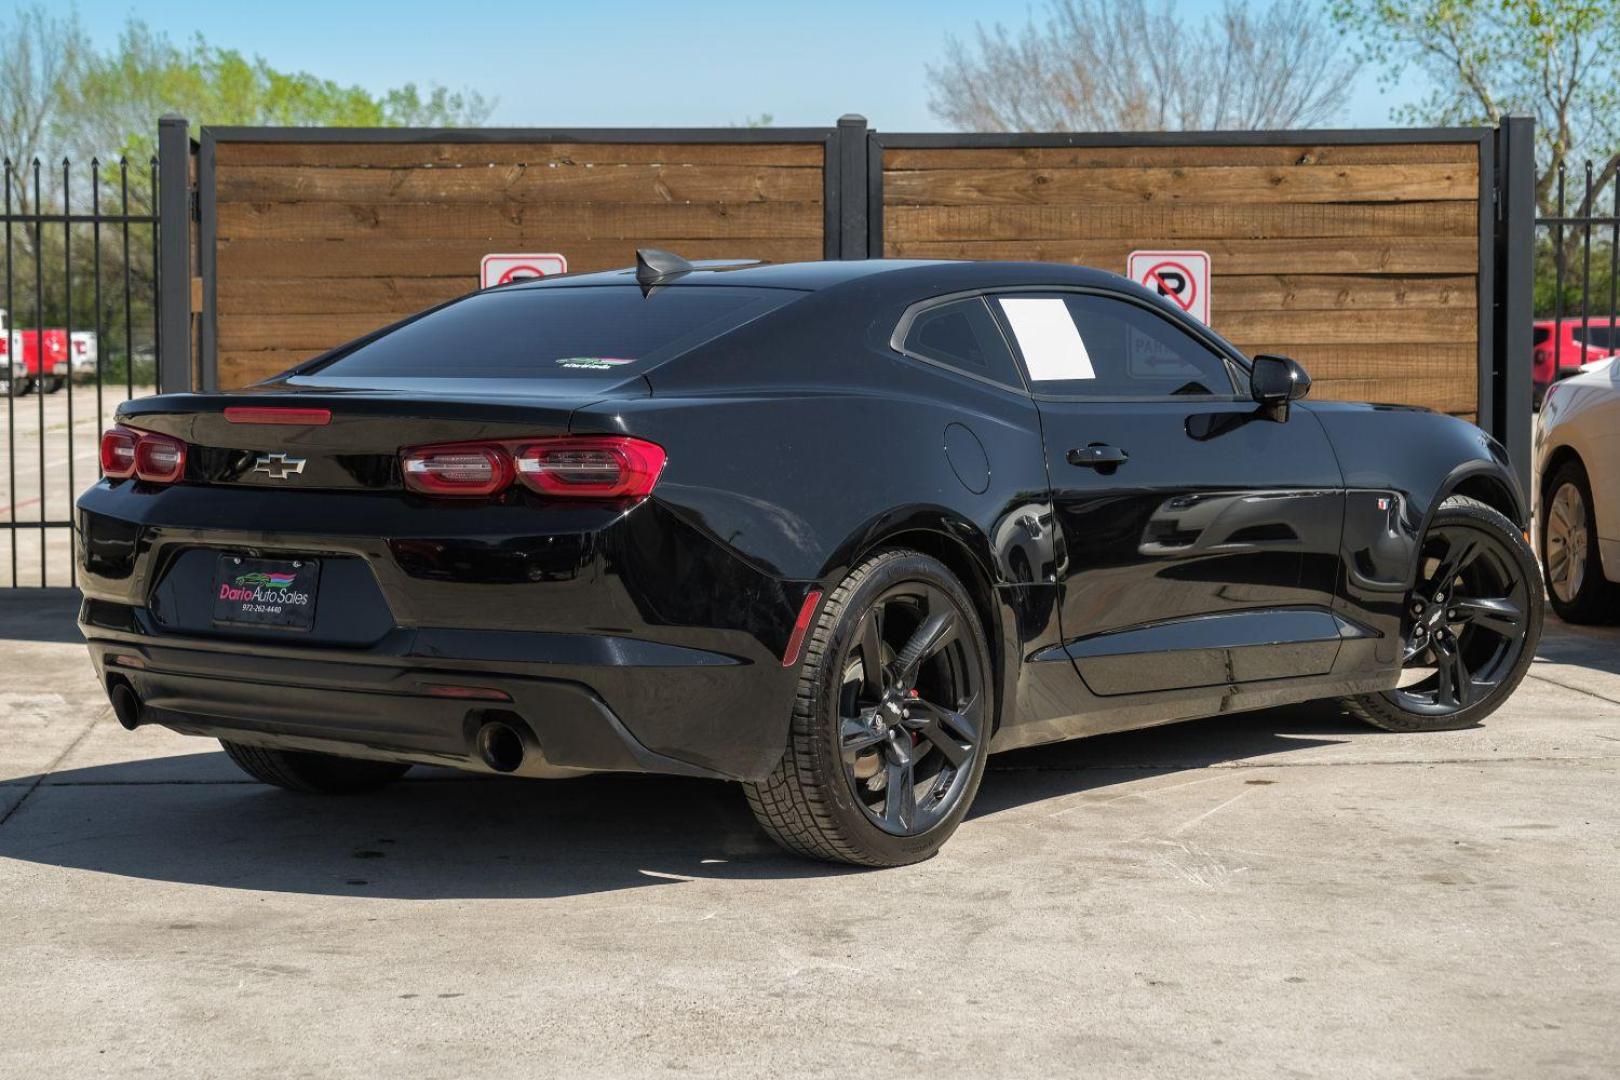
[
  {"x1": 424, "y1": 685, "x2": 512, "y2": 702},
  {"x1": 224, "y1": 406, "x2": 333, "y2": 426},
  {"x1": 781, "y1": 589, "x2": 823, "y2": 668}
]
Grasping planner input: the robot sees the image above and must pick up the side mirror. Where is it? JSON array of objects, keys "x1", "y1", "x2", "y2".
[{"x1": 1250, "y1": 354, "x2": 1311, "y2": 420}]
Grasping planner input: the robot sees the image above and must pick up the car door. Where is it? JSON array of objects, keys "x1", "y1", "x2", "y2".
[{"x1": 989, "y1": 288, "x2": 1346, "y2": 699}]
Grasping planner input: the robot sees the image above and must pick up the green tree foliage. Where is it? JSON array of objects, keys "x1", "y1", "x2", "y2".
[
  {"x1": 0, "y1": 6, "x2": 492, "y2": 368},
  {"x1": 1332, "y1": 0, "x2": 1620, "y2": 318},
  {"x1": 1331, "y1": 0, "x2": 1620, "y2": 212}
]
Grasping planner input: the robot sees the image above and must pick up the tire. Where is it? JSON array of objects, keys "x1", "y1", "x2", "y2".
[
  {"x1": 1541, "y1": 458, "x2": 1617, "y2": 624},
  {"x1": 41, "y1": 376, "x2": 64, "y2": 394},
  {"x1": 1342, "y1": 495, "x2": 1543, "y2": 732},
  {"x1": 744, "y1": 549, "x2": 994, "y2": 867},
  {"x1": 220, "y1": 740, "x2": 411, "y2": 794}
]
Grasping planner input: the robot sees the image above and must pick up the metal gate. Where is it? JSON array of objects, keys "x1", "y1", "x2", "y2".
[
  {"x1": 1536, "y1": 158, "x2": 1620, "y2": 396},
  {"x1": 1, "y1": 155, "x2": 162, "y2": 588}
]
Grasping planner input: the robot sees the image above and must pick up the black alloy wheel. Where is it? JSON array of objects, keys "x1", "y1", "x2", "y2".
[
  {"x1": 745, "y1": 549, "x2": 993, "y2": 866},
  {"x1": 837, "y1": 582, "x2": 984, "y2": 837},
  {"x1": 1342, "y1": 495, "x2": 1542, "y2": 732}
]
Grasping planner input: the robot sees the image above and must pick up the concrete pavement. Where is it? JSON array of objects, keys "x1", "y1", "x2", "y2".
[{"x1": 1, "y1": 589, "x2": 1616, "y2": 1078}]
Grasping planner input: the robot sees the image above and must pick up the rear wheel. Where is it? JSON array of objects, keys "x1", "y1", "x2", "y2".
[
  {"x1": 1341, "y1": 496, "x2": 1542, "y2": 732},
  {"x1": 1542, "y1": 459, "x2": 1617, "y2": 624},
  {"x1": 41, "y1": 375, "x2": 64, "y2": 394},
  {"x1": 745, "y1": 549, "x2": 993, "y2": 867},
  {"x1": 220, "y1": 740, "x2": 411, "y2": 794}
]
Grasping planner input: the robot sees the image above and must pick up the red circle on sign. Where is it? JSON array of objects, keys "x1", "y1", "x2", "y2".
[
  {"x1": 1144, "y1": 260, "x2": 1197, "y2": 312},
  {"x1": 496, "y1": 264, "x2": 548, "y2": 285}
]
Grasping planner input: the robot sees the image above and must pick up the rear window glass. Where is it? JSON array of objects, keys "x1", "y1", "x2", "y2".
[
  {"x1": 1532, "y1": 327, "x2": 1551, "y2": 345},
  {"x1": 305, "y1": 285, "x2": 799, "y2": 380}
]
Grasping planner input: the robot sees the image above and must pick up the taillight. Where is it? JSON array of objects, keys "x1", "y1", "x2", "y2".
[
  {"x1": 399, "y1": 436, "x2": 666, "y2": 500},
  {"x1": 515, "y1": 437, "x2": 666, "y2": 498},
  {"x1": 100, "y1": 425, "x2": 187, "y2": 484},
  {"x1": 99, "y1": 427, "x2": 139, "y2": 478},
  {"x1": 401, "y1": 444, "x2": 513, "y2": 496}
]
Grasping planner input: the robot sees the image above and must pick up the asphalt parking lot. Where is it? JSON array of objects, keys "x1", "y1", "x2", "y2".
[
  {"x1": 1, "y1": 589, "x2": 1617, "y2": 1079},
  {"x1": 0, "y1": 383, "x2": 148, "y2": 589}
]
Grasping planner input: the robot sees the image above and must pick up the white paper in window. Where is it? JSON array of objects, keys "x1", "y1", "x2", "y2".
[{"x1": 997, "y1": 298, "x2": 1094, "y2": 381}]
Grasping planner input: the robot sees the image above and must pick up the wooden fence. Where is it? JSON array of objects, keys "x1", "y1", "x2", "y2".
[
  {"x1": 195, "y1": 123, "x2": 1490, "y2": 420},
  {"x1": 200, "y1": 129, "x2": 839, "y2": 390},
  {"x1": 873, "y1": 136, "x2": 1485, "y2": 416}
]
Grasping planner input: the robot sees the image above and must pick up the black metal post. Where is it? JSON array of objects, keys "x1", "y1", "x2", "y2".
[
  {"x1": 1495, "y1": 115, "x2": 1535, "y2": 500},
  {"x1": 836, "y1": 114, "x2": 868, "y2": 259},
  {"x1": 156, "y1": 115, "x2": 191, "y2": 394}
]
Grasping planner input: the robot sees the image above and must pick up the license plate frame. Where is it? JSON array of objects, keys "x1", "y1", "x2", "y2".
[{"x1": 211, "y1": 555, "x2": 321, "y2": 631}]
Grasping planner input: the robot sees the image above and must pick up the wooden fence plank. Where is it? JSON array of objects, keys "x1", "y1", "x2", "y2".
[
  {"x1": 217, "y1": 141, "x2": 826, "y2": 168},
  {"x1": 217, "y1": 163, "x2": 824, "y2": 205},
  {"x1": 885, "y1": 237, "x2": 1478, "y2": 274},
  {"x1": 1212, "y1": 275, "x2": 1475, "y2": 312},
  {"x1": 883, "y1": 163, "x2": 1478, "y2": 205},
  {"x1": 215, "y1": 237, "x2": 822, "y2": 279},
  {"x1": 1214, "y1": 306, "x2": 1476, "y2": 345},
  {"x1": 216, "y1": 200, "x2": 825, "y2": 242},
  {"x1": 885, "y1": 202, "x2": 1477, "y2": 242},
  {"x1": 882, "y1": 143, "x2": 1482, "y2": 170}
]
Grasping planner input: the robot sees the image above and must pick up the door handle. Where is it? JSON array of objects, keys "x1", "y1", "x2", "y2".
[{"x1": 1066, "y1": 444, "x2": 1129, "y2": 468}]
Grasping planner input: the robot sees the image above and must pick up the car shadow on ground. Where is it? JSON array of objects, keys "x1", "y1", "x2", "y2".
[
  {"x1": 0, "y1": 588, "x2": 83, "y2": 644},
  {"x1": 0, "y1": 703, "x2": 1356, "y2": 901},
  {"x1": 1536, "y1": 613, "x2": 1620, "y2": 678}
]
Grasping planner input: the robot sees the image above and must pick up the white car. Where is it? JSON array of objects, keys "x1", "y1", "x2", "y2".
[{"x1": 1535, "y1": 358, "x2": 1620, "y2": 621}]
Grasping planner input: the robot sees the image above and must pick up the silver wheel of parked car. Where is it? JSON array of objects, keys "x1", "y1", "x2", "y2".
[
  {"x1": 1545, "y1": 481, "x2": 1589, "y2": 604},
  {"x1": 1541, "y1": 459, "x2": 1618, "y2": 623}
]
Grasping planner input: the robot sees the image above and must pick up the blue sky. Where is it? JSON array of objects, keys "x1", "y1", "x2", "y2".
[{"x1": 53, "y1": 0, "x2": 1412, "y2": 131}]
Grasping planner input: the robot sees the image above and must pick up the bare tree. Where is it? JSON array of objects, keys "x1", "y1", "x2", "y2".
[
  {"x1": 0, "y1": 5, "x2": 87, "y2": 213},
  {"x1": 928, "y1": 0, "x2": 1361, "y2": 132}
]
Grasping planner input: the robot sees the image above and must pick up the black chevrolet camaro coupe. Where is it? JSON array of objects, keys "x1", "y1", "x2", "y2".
[{"x1": 77, "y1": 253, "x2": 1543, "y2": 866}]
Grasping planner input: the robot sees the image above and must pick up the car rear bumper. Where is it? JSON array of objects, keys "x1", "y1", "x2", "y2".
[
  {"x1": 75, "y1": 483, "x2": 814, "y2": 783},
  {"x1": 84, "y1": 628, "x2": 735, "y2": 780},
  {"x1": 81, "y1": 610, "x2": 789, "y2": 781}
]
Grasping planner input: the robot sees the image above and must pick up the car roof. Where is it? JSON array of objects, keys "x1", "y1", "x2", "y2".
[{"x1": 507, "y1": 257, "x2": 1146, "y2": 297}]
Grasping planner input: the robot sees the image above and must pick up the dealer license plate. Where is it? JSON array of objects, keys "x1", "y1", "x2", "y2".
[{"x1": 211, "y1": 555, "x2": 320, "y2": 631}]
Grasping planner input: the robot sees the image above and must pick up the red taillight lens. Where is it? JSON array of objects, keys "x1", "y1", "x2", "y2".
[
  {"x1": 133, "y1": 432, "x2": 186, "y2": 483},
  {"x1": 101, "y1": 426, "x2": 187, "y2": 483},
  {"x1": 514, "y1": 437, "x2": 666, "y2": 498},
  {"x1": 401, "y1": 444, "x2": 513, "y2": 496},
  {"x1": 399, "y1": 436, "x2": 666, "y2": 500},
  {"x1": 99, "y1": 427, "x2": 139, "y2": 478}
]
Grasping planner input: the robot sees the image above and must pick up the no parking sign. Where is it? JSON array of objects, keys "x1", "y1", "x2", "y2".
[
  {"x1": 480, "y1": 253, "x2": 568, "y2": 289},
  {"x1": 1127, "y1": 250, "x2": 1210, "y2": 324}
]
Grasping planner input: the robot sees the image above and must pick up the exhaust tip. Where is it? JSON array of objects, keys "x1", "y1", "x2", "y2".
[
  {"x1": 475, "y1": 720, "x2": 525, "y2": 773},
  {"x1": 109, "y1": 681, "x2": 142, "y2": 731}
]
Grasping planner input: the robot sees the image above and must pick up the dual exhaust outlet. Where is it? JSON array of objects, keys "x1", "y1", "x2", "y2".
[{"x1": 105, "y1": 678, "x2": 530, "y2": 774}]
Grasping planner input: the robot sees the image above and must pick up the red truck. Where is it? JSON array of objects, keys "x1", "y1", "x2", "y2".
[
  {"x1": 0, "y1": 308, "x2": 91, "y2": 396},
  {"x1": 1534, "y1": 317, "x2": 1619, "y2": 408}
]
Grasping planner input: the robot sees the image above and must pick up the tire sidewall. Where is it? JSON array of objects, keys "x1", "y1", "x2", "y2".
[
  {"x1": 1380, "y1": 498, "x2": 1544, "y2": 728},
  {"x1": 803, "y1": 552, "x2": 993, "y2": 865},
  {"x1": 1541, "y1": 460, "x2": 1609, "y2": 621}
]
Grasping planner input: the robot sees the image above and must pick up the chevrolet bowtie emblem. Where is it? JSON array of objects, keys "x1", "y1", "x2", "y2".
[{"x1": 252, "y1": 452, "x2": 306, "y2": 480}]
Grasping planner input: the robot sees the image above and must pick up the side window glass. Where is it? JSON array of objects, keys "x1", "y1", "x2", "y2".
[
  {"x1": 899, "y1": 297, "x2": 1023, "y2": 388},
  {"x1": 995, "y1": 293, "x2": 1236, "y2": 398}
]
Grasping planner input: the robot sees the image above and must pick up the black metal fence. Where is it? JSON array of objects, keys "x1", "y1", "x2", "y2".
[
  {"x1": 1, "y1": 154, "x2": 161, "y2": 588},
  {"x1": 1537, "y1": 160, "x2": 1620, "y2": 394}
]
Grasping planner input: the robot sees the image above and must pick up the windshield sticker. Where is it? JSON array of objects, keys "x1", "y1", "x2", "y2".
[{"x1": 554, "y1": 357, "x2": 636, "y2": 370}]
